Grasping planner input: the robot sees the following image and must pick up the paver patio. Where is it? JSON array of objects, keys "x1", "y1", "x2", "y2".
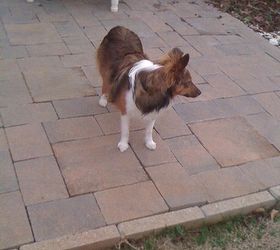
[{"x1": 0, "y1": 0, "x2": 280, "y2": 249}]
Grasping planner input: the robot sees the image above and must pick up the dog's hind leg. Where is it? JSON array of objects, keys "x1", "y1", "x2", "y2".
[
  {"x1": 145, "y1": 119, "x2": 156, "y2": 150},
  {"x1": 118, "y1": 114, "x2": 129, "y2": 152},
  {"x1": 99, "y1": 80, "x2": 110, "y2": 107}
]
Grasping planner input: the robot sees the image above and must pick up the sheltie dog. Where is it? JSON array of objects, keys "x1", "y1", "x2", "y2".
[{"x1": 97, "y1": 26, "x2": 201, "y2": 152}]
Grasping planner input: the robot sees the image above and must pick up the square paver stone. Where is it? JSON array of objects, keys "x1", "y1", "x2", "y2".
[
  {"x1": 95, "y1": 181, "x2": 168, "y2": 224},
  {"x1": 15, "y1": 156, "x2": 68, "y2": 205},
  {"x1": 190, "y1": 117, "x2": 280, "y2": 167},
  {"x1": 6, "y1": 123, "x2": 52, "y2": 161},
  {"x1": 147, "y1": 163, "x2": 208, "y2": 210},
  {"x1": 0, "y1": 191, "x2": 33, "y2": 249},
  {"x1": 5, "y1": 23, "x2": 61, "y2": 45},
  {"x1": 28, "y1": 194, "x2": 105, "y2": 241},
  {"x1": 23, "y1": 67, "x2": 95, "y2": 102},
  {"x1": 43, "y1": 116, "x2": 103, "y2": 143},
  {"x1": 53, "y1": 134, "x2": 148, "y2": 195}
]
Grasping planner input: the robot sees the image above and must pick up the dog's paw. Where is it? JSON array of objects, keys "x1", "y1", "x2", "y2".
[
  {"x1": 99, "y1": 95, "x2": 108, "y2": 107},
  {"x1": 145, "y1": 140, "x2": 156, "y2": 150},
  {"x1": 118, "y1": 141, "x2": 129, "y2": 152}
]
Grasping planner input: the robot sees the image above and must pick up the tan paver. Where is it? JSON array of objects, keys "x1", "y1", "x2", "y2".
[
  {"x1": 6, "y1": 123, "x2": 52, "y2": 161},
  {"x1": 190, "y1": 117, "x2": 280, "y2": 167},
  {"x1": 20, "y1": 225, "x2": 120, "y2": 250},
  {"x1": 53, "y1": 135, "x2": 148, "y2": 195},
  {"x1": 0, "y1": 128, "x2": 9, "y2": 151},
  {"x1": 6, "y1": 23, "x2": 61, "y2": 45},
  {"x1": 1, "y1": 103, "x2": 57, "y2": 127},
  {"x1": 17, "y1": 56, "x2": 62, "y2": 72},
  {"x1": 155, "y1": 108, "x2": 191, "y2": 139},
  {"x1": 167, "y1": 135, "x2": 220, "y2": 174},
  {"x1": 28, "y1": 194, "x2": 105, "y2": 241},
  {"x1": 195, "y1": 167, "x2": 262, "y2": 202},
  {"x1": 0, "y1": 191, "x2": 33, "y2": 249},
  {"x1": 60, "y1": 53, "x2": 96, "y2": 68},
  {"x1": 130, "y1": 130, "x2": 176, "y2": 167},
  {"x1": 95, "y1": 181, "x2": 168, "y2": 224},
  {"x1": 52, "y1": 96, "x2": 107, "y2": 118},
  {"x1": 202, "y1": 191, "x2": 276, "y2": 224},
  {"x1": 96, "y1": 112, "x2": 146, "y2": 135},
  {"x1": 118, "y1": 207, "x2": 204, "y2": 239},
  {"x1": 82, "y1": 65, "x2": 102, "y2": 87},
  {"x1": 147, "y1": 163, "x2": 208, "y2": 209},
  {"x1": 44, "y1": 116, "x2": 103, "y2": 144},
  {"x1": 26, "y1": 43, "x2": 70, "y2": 56},
  {"x1": 23, "y1": 67, "x2": 95, "y2": 102},
  {"x1": 62, "y1": 35, "x2": 96, "y2": 54},
  {"x1": 270, "y1": 185, "x2": 280, "y2": 200},
  {"x1": 15, "y1": 156, "x2": 68, "y2": 205},
  {"x1": 0, "y1": 151, "x2": 18, "y2": 194}
]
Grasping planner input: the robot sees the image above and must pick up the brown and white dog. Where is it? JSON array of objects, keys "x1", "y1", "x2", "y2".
[{"x1": 97, "y1": 26, "x2": 201, "y2": 152}]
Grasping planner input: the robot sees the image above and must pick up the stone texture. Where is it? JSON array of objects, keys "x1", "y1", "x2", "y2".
[
  {"x1": 62, "y1": 35, "x2": 95, "y2": 54},
  {"x1": 95, "y1": 112, "x2": 146, "y2": 135},
  {"x1": 118, "y1": 207, "x2": 204, "y2": 239},
  {"x1": 6, "y1": 23, "x2": 61, "y2": 45},
  {"x1": 20, "y1": 226, "x2": 120, "y2": 250},
  {"x1": 52, "y1": 96, "x2": 107, "y2": 118},
  {"x1": 1, "y1": 103, "x2": 57, "y2": 127},
  {"x1": 44, "y1": 116, "x2": 102, "y2": 144},
  {"x1": 195, "y1": 167, "x2": 262, "y2": 202},
  {"x1": 53, "y1": 135, "x2": 148, "y2": 195},
  {"x1": 23, "y1": 67, "x2": 95, "y2": 102},
  {"x1": 147, "y1": 163, "x2": 208, "y2": 209},
  {"x1": 130, "y1": 130, "x2": 176, "y2": 167},
  {"x1": 28, "y1": 194, "x2": 105, "y2": 241},
  {"x1": 0, "y1": 191, "x2": 33, "y2": 249},
  {"x1": 15, "y1": 156, "x2": 68, "y2": 205},
  {"x1": 17, "y1": 56, "x2": 61, "y2": 72},
  {"x1": 6, "y1": 124, "x2": 52, "y2": 161},
  {"x1": 0, "y1": 128, "x2": 8, "y2": 151},
  {"x1": 158, "y1": 31, "x2": 187, "y2": 47},
  {"x1": 0, "y1": 151, "x2": 18, "y2": 194},
  {"x1": 167, "y1": 135, "x2": 220, "y2": 174},
  {"x1": 95, "y1": 181, "x2": 168, "y2": 224},
  {"x1": 82, "y1": 65, "x2": 102, "y2": 87},
  {"x1": 202, "y1": 191, "x2": 276, "y2": 224},
  {"x1": 26, "y1": 43, "x2": 70, "y2": 56},
  {"x1": 155, "y1": 108, "x2": 191, "y2": 139},
  {"x1": 270, "y1": 186, "x2": 280, "y2": 200},
  {"x1": 60, "y1": 53, "x2": 96, "y2": 68},
  {"x1": 190, "y1": 117, "x2": 280, "y2": 167}
]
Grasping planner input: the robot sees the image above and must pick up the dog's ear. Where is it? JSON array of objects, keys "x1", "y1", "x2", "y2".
[{"x1": 180, "y1": 54, "x2": 189, "y2": 68}]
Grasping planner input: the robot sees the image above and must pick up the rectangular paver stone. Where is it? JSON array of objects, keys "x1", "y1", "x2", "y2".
[
  {"x1": 15, "y1": 156, "x2": 68, "y2": 205},
  {"x1": 26, "y1": 43, "x2": 70, "y2": 56},
  {"x1": 20, "y1": 225, "x2": 120, "y2": 250},
  {"x1": 28, "y1": 194, "x2": 106, "y2": 241},
  {"x1": 6, "y1": 123, "x2": 52, "y2": 161},
  {"x1": 0, "y1": 191, "x2": 33, "y2": 249},
  {"x1": 44, "y1": 116, "x2": 102, "y2": 144},
  {"x1": 118, "y1": 206, "x2": 204, "y2": 239},
  {"x1": 95, "y1": 181, "x2": 168, "y2": 224},
  {"x1": 270, "y1": 186, "x2": 280, "y2": 200},
  {"x1": 147, "y1": 163, "x2": 208, "y2": 209},
  {"x1": 202, "y1": 191, "x2": 276, "y2": 224}
]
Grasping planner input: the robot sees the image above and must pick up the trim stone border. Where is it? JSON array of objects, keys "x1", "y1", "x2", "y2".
[{"x1": 20, "y1": 186, "x2": 280, "y2": 250}]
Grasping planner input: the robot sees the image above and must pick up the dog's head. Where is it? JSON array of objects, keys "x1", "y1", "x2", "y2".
[{"x1": 159, "y1": 48, "x2": 201, "y2": 98}]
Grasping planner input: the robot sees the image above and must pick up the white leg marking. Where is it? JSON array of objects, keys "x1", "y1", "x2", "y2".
[
  {"x1": 118, "y1": 115, "x2": 129, "y2": 152},
  {"x1": 99, "y1": 94, "x2": 108, "y2": 107},
  {"x1": 145, "y1": 119, "x2": 156, "y2": 150}
]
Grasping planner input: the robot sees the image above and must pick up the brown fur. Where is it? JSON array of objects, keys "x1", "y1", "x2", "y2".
[{"x1": 97, "y1": 26, "x2": 201, "y2": 115}]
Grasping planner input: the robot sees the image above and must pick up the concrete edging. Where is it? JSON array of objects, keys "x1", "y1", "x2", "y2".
[{"x1": 20, "y1": 187, "x2": 280, "y2": 250}]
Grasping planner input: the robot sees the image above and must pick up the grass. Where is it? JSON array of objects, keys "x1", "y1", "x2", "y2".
[{"x1": 114, "y1": 210, "x2": 280, "y2": 250}]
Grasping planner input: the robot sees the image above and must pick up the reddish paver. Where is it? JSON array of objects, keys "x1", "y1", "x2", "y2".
[
  {"x1": 95, "y1": 112, "x2": 146, "y2": 135},
  {"x1": 52, "y1": 96, "x2": 107, "y2": 119},
  {"x1": 147, "y1": 163, "x2": 208, "y2": 209},
  {"x1": 53, "y1": 135, "x2": 148, "y2": 195},
  {"x1": 95, "y1": 181, "x2": 168, "y2": 224},
  {"x1": 0, "y1": 151, "x2": 18, "y2": 194},
  {"x1": 60, "y1": 53, "x2": 96, "y2": 68},
  {"x1": 167, "y1": 135, "x2": 220, "y2": 174},
  {"x1": 44, "y1": 116, "x2": 103, "y2": 143},
  {"x1": 190, "y1": 117, "x2": 280, "y2": 167},
  {"x1": 82, "y1": 66, "x2": 102, "y2": 87},
  {"x1": 28, "y1": 194, "x2": 105, "y2": 241},
  {"x1": 15, "y1": 156, "x2": 68, "y2": 205},
  {"x1": 26, "y1": 43, "x2": 70, "y2": 57},
  {"x1": 155, "y1": 108, "x2": 191, "y2": 139},
  {"x1": 6, "y1": 123, "x2": 53, "y2": 161},
  {"x1": 195, "y1": 167, "x2": 262, "y2": 202},
  {"x1": 129, "y1": 130, "x2": 176, "y2": 167},
  {"x1": 1, "y1": 103, "x2": 57, "y2": 127},
  {"x1": 0, "y1": 191, "x2": 33, "y2": 249},
  {"x1": 0, "y1": 128, "x2": 9, "y2": 151}
]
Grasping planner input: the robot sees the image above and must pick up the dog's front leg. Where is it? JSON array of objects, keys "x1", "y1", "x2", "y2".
[
  {"x1": 145, "y1": 119, "x2": 156, "y2": 150},
  {"x1": 118, "y1": 114, "x2": 129, "y2": 152}
]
